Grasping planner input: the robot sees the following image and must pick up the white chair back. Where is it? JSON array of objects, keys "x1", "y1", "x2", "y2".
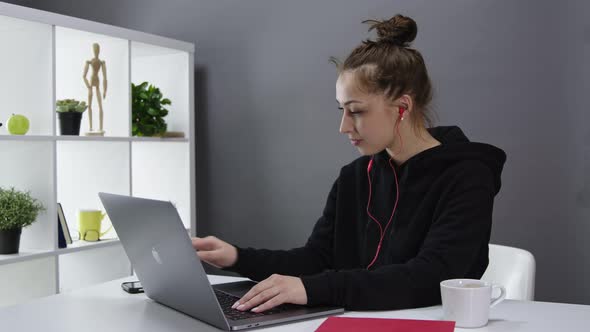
[{"x1": 481, "y1": 244, "x2": 536, "y2": 301}]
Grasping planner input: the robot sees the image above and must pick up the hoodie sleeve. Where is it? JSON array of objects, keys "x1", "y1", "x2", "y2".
[
  {"x1": 301, "y1": 161, "x2": 495, "y2": 310},
  {"x1": 224, "y1": 179, "x2": 337, "y2": 281}
]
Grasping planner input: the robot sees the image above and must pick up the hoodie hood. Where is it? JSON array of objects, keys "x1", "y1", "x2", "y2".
[{"x1": 373, "y1": 126, "x2": 506, "y2": 194}]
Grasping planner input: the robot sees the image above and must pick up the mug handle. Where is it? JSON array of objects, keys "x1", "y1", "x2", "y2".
[
  {"x1": 490, "y1": 284, "x2": 506, "y2": 308},
  {"x1": 100, "y1": 225, "x2": 113, "y2": 237},
  {"x1": 99, "y1": 212, "x2": 113, "y2": 237}
]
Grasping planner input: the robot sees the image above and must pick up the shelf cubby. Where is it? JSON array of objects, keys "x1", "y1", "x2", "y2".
[
  {"x1": 0, "y1": 140, "x2": 56, "y2": 251},
  {"x1": 131, "y1": 41, "x2": 190, "y2": 136},
  {"x1": 0, "y1": 14, "x2": 53, "y2": 136},
  {"x1": 0, "y1": 257, "x2": 56, "y2": 308},
  {"x1": 131, "y1": 141, "x2": 191, "y2": 228},
  {"x1": 58, "y1": 244, "x2": 130, "y2": 293},
  {"x1": 55, "y1": 26, "x2": 130, "y2": 137},
  {"x1": 56, "y1": 140, "x2": 129, "y2": 241}
]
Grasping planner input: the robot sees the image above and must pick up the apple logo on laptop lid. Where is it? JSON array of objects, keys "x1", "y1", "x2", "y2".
[{"x1": 152, "y1": 247, "x2": 163, "y2": 264}]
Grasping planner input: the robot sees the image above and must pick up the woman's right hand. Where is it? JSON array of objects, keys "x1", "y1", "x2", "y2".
[{"x1": 191, "y1": 236, "x2": 238, "y2": 269}]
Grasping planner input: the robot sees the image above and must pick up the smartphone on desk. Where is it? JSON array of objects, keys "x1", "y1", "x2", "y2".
[{"x1": 121, "y1": 281, "x2": 144, "y2": 294}]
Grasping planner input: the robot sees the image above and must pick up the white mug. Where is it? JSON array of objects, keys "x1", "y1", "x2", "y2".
[{"x1": 440, "y1": 278, "x2": 506, "y2": 328}]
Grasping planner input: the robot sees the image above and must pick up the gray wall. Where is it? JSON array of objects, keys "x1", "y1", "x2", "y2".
[{"x1": 7, "y1": 0, "x2": 588, "y2": 304}]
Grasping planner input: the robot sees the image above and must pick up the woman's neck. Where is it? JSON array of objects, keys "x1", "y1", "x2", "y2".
[{"x1": 386, "y1": 126, "x2": 441, "y2": 166}]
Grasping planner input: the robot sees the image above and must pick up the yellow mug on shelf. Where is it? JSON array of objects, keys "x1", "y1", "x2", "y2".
[{"x1": 78, "y1": 209, "x2": 112, "y2": 242}]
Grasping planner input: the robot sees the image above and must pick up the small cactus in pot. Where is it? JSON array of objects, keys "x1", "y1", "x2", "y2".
[{"x1": 56, "y1": 99, "x2": 87, "y2": 135}]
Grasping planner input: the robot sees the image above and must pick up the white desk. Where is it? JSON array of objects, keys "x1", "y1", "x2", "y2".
[{"x1": 1, "y1": 275, "x2": 589, "y2": 331}]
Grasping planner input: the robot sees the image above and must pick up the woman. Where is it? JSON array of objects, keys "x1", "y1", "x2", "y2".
[{"x1": 192, "y1": 14, "x2": 506, "y2": 313}]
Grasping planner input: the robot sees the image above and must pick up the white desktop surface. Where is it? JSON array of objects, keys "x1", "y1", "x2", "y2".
[{"x1": 1, "y1": 275, "x2": 589, "y2": 331}]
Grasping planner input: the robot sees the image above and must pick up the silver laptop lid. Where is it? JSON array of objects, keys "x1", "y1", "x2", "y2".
[{"x1": 98, "y1": 192, "x2": 230, "y2": 330}]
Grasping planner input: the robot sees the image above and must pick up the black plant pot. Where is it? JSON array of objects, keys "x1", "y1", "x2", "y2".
[
  {"x1": 58, "y1": 112, "x2": 83, "y2": 135},
  {"x1": 0, "y1": 228, "x2": 22, "y2": 254}
]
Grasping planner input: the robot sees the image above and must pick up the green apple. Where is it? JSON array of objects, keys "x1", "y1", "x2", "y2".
[{"x1": 7, "y1": 114, "x2": 30, "y2": 135}]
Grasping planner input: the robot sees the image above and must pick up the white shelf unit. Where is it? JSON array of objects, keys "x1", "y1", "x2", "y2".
[{"x1": 0, "y1": 2, "x2": 195, "y2": 308}]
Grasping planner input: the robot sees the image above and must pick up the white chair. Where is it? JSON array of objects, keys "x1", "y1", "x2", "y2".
[{"x1": 481, "y1": 244, "x2": 536, "y2": 301}]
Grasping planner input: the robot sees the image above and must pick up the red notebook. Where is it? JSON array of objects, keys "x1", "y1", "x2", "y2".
[{"x1": 315, "y1": 317, "x2": 455, "y2": 332}]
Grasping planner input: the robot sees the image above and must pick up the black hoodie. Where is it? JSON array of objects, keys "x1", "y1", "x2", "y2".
[{"x1": 227, "y1": 126, "x2": 506, "y2": 310}]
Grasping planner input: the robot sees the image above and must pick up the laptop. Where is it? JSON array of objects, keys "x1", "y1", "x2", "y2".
[{"x1": 98, "y1": 192, "x2": 344, "y2": 330}]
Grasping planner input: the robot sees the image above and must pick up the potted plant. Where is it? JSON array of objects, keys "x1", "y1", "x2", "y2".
[
  {"x1": 56, "y1": 99, "x2": 87, "y2": 135},
  {"x1": 131, "y1": 82, "x2": 171, "y2": 137},
  {"x1": 0, "y1": 187, "x2": 45, "y2": 254}
]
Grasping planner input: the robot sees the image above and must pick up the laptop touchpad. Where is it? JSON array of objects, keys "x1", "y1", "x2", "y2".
[{"x1": 213, "y1": 280, "x2": 258, "y2": 298}]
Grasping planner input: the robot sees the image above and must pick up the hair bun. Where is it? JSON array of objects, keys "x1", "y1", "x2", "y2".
[{"x1": 363, "y1": 14, "x2": 417, "y2": 47}]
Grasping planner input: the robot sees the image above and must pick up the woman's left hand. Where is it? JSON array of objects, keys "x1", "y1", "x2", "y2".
[{"x1": 232, "y1": 274, "x2": 308, "y2": 313}]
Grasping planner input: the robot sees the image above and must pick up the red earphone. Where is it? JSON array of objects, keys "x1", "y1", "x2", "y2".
[{"x1": 364, "y1": 106, "x2": 404, "y2": 269}]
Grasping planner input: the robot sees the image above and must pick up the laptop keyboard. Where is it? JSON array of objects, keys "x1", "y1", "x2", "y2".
[{"x1": 214, "y1": 289, "x2": 294, "y2": 321}]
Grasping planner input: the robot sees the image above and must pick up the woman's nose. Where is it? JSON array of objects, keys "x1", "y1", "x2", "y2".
[{"x1": 339, "y1": 113, "x2": 352, "y2": 134}]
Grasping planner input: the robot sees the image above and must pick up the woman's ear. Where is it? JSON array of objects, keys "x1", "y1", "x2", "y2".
[
  {"x1": 391, "y1": 94, "x2": 413, "y2": 122},
  {"x1": 398, "y1": 94, "x2": 413, "y2": 113}
]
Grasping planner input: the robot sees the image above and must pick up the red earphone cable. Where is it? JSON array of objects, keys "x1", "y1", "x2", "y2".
[
  {"x1": 394, "y1": 110, "x2": 404, "y2": 156},
  {"x1": 364, "y1": 109, "x2": 404, "y2": 269},
  {"x1": 366, "y1": 157, "x2": 399, "y2": 270}
]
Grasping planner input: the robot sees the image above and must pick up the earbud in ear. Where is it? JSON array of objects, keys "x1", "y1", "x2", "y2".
[{"x1": 399, "y1": 107, "x2": 406, "y2": 121}]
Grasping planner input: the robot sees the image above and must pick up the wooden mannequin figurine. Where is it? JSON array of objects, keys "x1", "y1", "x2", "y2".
[{"x1": 83, "y1": 43, "x2": 107, "y2": 136}]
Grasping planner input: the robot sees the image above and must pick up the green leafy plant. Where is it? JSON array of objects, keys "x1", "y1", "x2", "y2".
[
  {"x1": 0, "y1": 187, "x2": 45, "y2": 231},
  {"x1": 56, "y1": 99, "x2": 87, "y2": 113},
  {"x1": 131, "y1": 82, "x2": 171, "y2": 137}
]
